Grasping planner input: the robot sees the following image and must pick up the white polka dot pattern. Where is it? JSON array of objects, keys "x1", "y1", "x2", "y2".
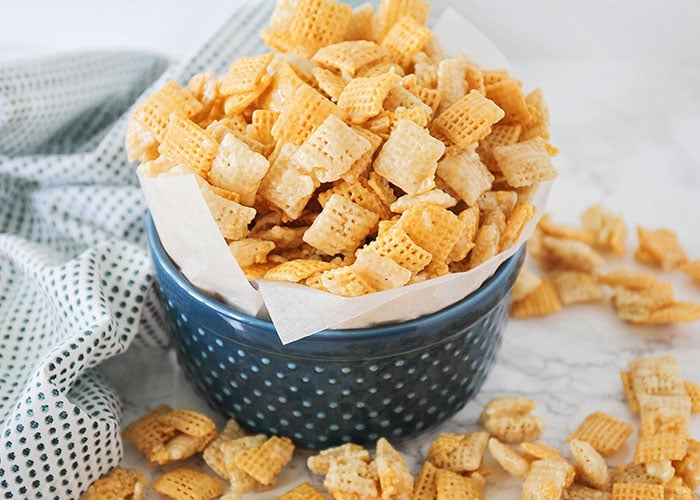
[{"x1": 0, "y1": 0, "x2": 280, "y2": 497}]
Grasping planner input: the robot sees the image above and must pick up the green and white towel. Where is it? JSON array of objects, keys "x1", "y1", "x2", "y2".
[{"x1": 0, "y1": 2, "x2": 279, "y2": 497}]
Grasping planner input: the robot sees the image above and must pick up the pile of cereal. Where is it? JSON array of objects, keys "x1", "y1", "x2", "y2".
[
  {"x1": 128, "y1": 0, "x2": 557, "y2": 297},
  {"x1": 82, "y1": 354, "x2": 699, "y2": 499},
  {"x1": 511, "y1": 204, "x2": 700, "y2": 324}
]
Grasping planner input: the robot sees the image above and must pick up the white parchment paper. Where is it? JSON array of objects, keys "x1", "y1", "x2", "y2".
[{"x1": 138, "y1": 7, "x2": 552, "y2": 344}]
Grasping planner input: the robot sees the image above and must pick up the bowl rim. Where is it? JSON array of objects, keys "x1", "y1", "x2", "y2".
[{"x1": 147, "y1": 214, "x2": 524, "y2": 342}]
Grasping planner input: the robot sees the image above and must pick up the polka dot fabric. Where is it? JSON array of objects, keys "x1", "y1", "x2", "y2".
[{"x1": 0, "y1": 0, "x2": 287, "y2": 497}]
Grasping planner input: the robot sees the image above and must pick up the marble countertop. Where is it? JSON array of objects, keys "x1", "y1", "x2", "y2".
[{"x1": 7, "y1": 0, "x2": 699, "y2": 497}]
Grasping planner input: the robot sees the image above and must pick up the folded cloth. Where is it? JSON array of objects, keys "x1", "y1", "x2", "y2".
[{"x1": 0, "y1": 1, "x2": 279, "y2": 497}]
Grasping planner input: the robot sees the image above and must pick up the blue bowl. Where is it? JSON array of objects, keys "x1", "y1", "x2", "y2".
[{"x1": 147, "y1": 216, "x2": 524, "y2": 449}]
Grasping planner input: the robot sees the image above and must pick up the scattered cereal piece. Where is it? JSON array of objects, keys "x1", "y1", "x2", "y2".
[
  {"x1": 488, "y1": 437, "x2": 530, "y2": 478},
  {"x1": 80, "y1": 467, "x2": 146, "y2": 500},
  {"x1": 432, "y1": 90, "x2": 505, "y2": 148},
  {"x1": 681, "y1": 259, "x2": 700, "y2": 284},
  {"x1": 580, "y1": 204, "x2": 626, "y2": 256},
  {"x1": 493, "y1": 137, "x2": 557, "y2": 188},
  {"x1": 152, "y1": 467, "x2": 224, "y2": 500},
  {"x1": 234, "y1": 436, "x2": 295, "y2": 486},
  {"x1": 635, "y1": 227, "x2": 689, "y2": 271},
  {"x1": 568, "y1": 439, "x2": 609, "y2": 490},
  {"x1": 610, "y1": 482, "x2": 663, "y2": 500},
  {"x1": 375, "y1": 438, "x2": 414, "y2": 499},
  {"x1": 510, "y1": 277, "x2": 562, "y2": 318},
  {"x1": 520, "y1": 459, "x2": 574, "y2": 500},
  {"x1": 567, "y1": 412, "x2": 633, "y2": 456}
]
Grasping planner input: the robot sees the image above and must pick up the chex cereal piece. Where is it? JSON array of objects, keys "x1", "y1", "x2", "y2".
[
  {"x1": 228, "y1": 238, "x2": 276, "y2": 268},
  {"x1": 567, "y1": 412, "x2": 633, "y2": 456},
  {"x1": 202, "y1": 420, "x2": 249, "y2": 478},
  {"x1": 638, "y1": 394, "x2": 691, "y2": 437},
  {"x1": 681, "y1": 259, "x2": 700, "y2": 284},
  {"x1": 247, "y1": 109, "x2": 279, "y2": 145},
  {"x1": 130, "y1": 80, "x2": 204, "y2": 144},
  {"x1": 318, "y1": 178, "x2": 390, "y2": 219},
  {"x1": 520, "y1": 442, "x2": 562, "y2": 461},
  {"x1": 220, "y1": 53, "x2": 275, "y2": 95},
  {"x1": 683, "y1": 380, "x2": 700, "y2": 413},
  {"x1": 436, "y1": 55, "x2": 469, "y2": 113},
  {"x1": 465, "y1": 223, "x2": 500, "y2": 269},
  {"x1": 288, "y1": 0, "x2": 352, "y2": 57},
  {"x1": 312, "y1": 66, "x2": 348, "y2": 101},
  {"x1": 447, "y1": 206, "x2": 479, "y2": 263},
  {"x1": 492, "y1": 137, "x2": 557, "y2": 188},
  {"x1": 219, "y1": 435, "x2": 268, "y2": 494},
  {"x1": 271, "y1": 84, "x2": 345, "y2": 146},
  {"x1": 125, "y1": 118, "x2": 160, "y2": 163},
  {"x1": 635, "y1": 227, "x2": 689, "y2": 271},
  {"x1": 152, "y1": 467, "x2": 223, "y2": 500},
  {"x1": 550, "y1": 270, "x2": 605, "y2": 305},
  {"x1": 380, "y1": 15, "x2": 432, "y2": 69},
  {"x1": 363, "y1": 224, "x2": 432, "y2": 273},
  {"x1": 308, "y1": 443, "x2": 371, "y2": 475},
  {"x1": 673, "y1": 438, "x2": 700, "y2": 489},
  {"x1": 323, "y1": 458, "x2": 379, "y2": 499},
  {"x1": 482, "y1": 69, "x2": 509, "y2": 86},
  {"x1": 153, "y1": 431, "x2": 217, "y2": 464},
  {"x1": 519, "y1": 88, "x2": 550, "y2": 141},
  {"x1": 485, "y1": 77, "x2": 533, "y2": 125},
  {"x1": 629, "y1": 355, "x2": 686, "y2": 397},
  {"x1": 375, "y1": 438, "x2": 413, "y2": 499},
  {"x1": 510, "y1": 276, "x2": 562, "y2": 318},
  {"x1": 569, "y1": 439, "x2": 610, "y2": 490},
  {"x1": 633, "y1": 433, "x2": 688, "y2": 464},
  {"x1": 520, "y1": 459, "x2": 574, "y2": 500},
  {"x1": 540, "y1": 235, "x2": 605, "y2": 272},
  {"x1": 443, "y1": 431, "x2": 490, "y2": 473},
  {"x1": 562, "y1": 484, "x2": 611, "y2": 500},
  {"x1": 384, "y1": 84, "x2": 432, "y2": 116},
  {"x1": 233, "y1": 436, "x2": 294, "y2": 486},
  {"x1": 431, "y1": 90, "x2": 505, "y2": 148},
  {"x1": 338, "y1": 71, "x2": 401, "y2": 124},
  {"x1": 313, "y1": 40, "x2": 389, "y2": 77},
  {"x1": 511, "y1": 268, "x2": 543, "y2": 302},
  {"x1": 580, "y1": 204, "x2": 627, "y2": 256},
  {"x1": 351, "y1": 250, "x2": 412, "y2": 291},
  {"x1": 122, "y1": 405, "x2": 178, "y2": 463},
  {"x1": 537, "y1": 214, "x2": 595, "y2": 244},
  {"x1": 303, "y1": 194, "x2": 379, "y2": 255},
  {"x1": 412, "y1": 461, "x2": 438, "y2": 500},
  {"x1": 663, "y1": 476, "x2": 695, "y2": 500},
  {"x1": 619, "y1": 370, "x2": 640, "y2": 414},
  {"x1": 484, "y1": 414, "x2": 545, "y2": 444},
  {"x1": 258, "y1": 144, "x2": 318, "y2": 221},
  {"x1": 394, "y1": 203, "x2": 462, "y2": 264},
  {"x1": 477, "y1": 123, "x2": 522, "y2": 172},
  {"x1": 426, "y1": 433, "x2": 463, "y2": 467},
  {"x1": 638, "y1": 301, "x2": 700, "y2": 324},
  {"x1": 488, "y1": 437, "x2": 530, "y2": 478},
  {"x1": 345, "y1": 2, "x2": 375, "y2": 41},
  {"x1": 500, "y1": 202, "x2": 537, "y2": 251},
  {"x1": 198, "y1": 185, "x2": 256, "y2": 241},
  {"x1": 434, "y1": 468, "x2": 485, "y2": 500},
  {"x1": 264, "y1": 259, "x2": 337, "y2": 283},
  {"x1": 374, "y1": 119, "x2": 445, "y2": 195},
  {"x1": 480, "y1": 396, "x2": 536, "y2": 422},
  {"x1": 258, "y1": 57, "x2": 306, "y2": 112},
  {"x1": 223, "y1": 75, "x2": 272, "y2": 115},
  {"x1": 81, "y1": 467, "x2": 146, "y2": 500},
  {"x1": 599, "y1": 268, "x2": 659, "y2": 291},
  {"x1": 276, "y1": 481, "x2": 327, "y2": 500},
  {"x1": 436, "y1": 147, "x2": 494, "y2": 206},
  {"x1": 400, "y1": 74, "x2": 440, "y2": 114},
  {"x1": 610, "y1": 483, "x2": 663, "y2": 500},
  {"x1": 158, "y1": 113, "x2": 219, "y2": 178},
  {"x1": 610, "y1": 463, "x2": 660, "y2": 484},
  {"x1": 292, "y1": 114, "x2": 372, "y2": 183},
  {"x1": 371, "y1": 0, "x2": 430, "y2": 42},
  {"x1": 367, "y1": 170, "x2": 397, "y2": 207},
  {"x1": 320, "y1": 265, "x2": 378, "y2": 296},
  {"x1": 390, "y1": 188, "x2": 456, "y2": 214},
  {"x1": 611, "y1": 284, "x2": 676, "y2": 323},
  {"x1": 342, "y1": 127, "x2": 383, "y2": 182},
  {"x1": 208, "y1": 133, "x2": 270, "y2": 206}
]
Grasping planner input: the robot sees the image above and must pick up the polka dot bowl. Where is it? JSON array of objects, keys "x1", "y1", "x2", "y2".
[{"x1": 147, "y1": 216, "x2": 524, "y2": 450}]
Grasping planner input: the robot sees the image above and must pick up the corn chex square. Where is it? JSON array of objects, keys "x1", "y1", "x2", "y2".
[
  {"x1": 199, "y1": 184, "x2": 256, "y2": 241},
  {"x1": 374, "y1": 119, "x2": 445, "y2": 195},
  {"x1": 291, "y1": 114, "x2": 372, "y2": 183},
  {"x1": 520, "y1": 88, "x2": 551, "y2": 141},
  {"x1": 303, "y1": 194, "x2": 379, "y2": 255},
  {"x1": 566, "y1": 411, "x2": 633, "y2": 456},
  {"x1": 312, "y1": 67, "x2": 348, "y2": 102},
  {"x1": 431, "y1": 89, "x2": 505, "y2": 148},
  {"x1": 318, "y1": 177, "x2": 391, "y2": 220},
  {"x1": 289, "y1": 0, "x2": 352, "y2": 57},
  {"x1": 219, "y1": 53, "x2": 274, "y2": 95},
  {"x1": 152, "y1": 467, "x2": 223, "y2": 500},
  {"x1": 380, "y1": 15, "x2": 432, "y2": 69},
  {"x1": 493, "y1": 137, "x2": 558, "y2": 187},
  {"x1": 436, "y1": 147, "x2": 494, "y2": 206},
  {"x1": 397, "y1": 202, "x2": 464, "y2": 263},
  {"x1": 351, "y1": 250, "x2": 412, "y2": 291},
  {"x1": 610, "y1": 483, "x2": 664, "y2": 500},
  {"x1": 338, "y1": 71, "x2": 401, "y2": 124},
  {"x1": 158, "y1": 113, "x2": 219, "y2": 178},
  {"x1": 312, "y1": 40, "x2": 389, "y2": 77},
  {"x1": 364, "y1": 224, "x2": 432, "y2": 274},
  {"x1": 485, "y1": 76, "x2": 533, "y2": 125},
  {"x1": 372, "y1": 0, "x2": 430, "y2": 41}
]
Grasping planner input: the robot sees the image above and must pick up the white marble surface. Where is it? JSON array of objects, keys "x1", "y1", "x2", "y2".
[{"x1": 8, "y1": 0, "x2": 700, "y2": 497}]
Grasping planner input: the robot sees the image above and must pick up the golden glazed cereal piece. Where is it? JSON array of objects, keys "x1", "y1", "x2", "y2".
[
  {"x1": 219, "y1": 53, "x2": 275, "y2": 96},
  {"x1": 629, "y1": 355, "x2": 686, "y2": 398},
  {"x1": 488, "y1": 437, "x2": 530, "y2": 478},
  {"x1": 638, "y1": 394, "x2": 691, "y2": 437},
  {"x1": 673, "y1": 438, "x2": 700, "y2": 489},
  {"x1": 125, "y1": 118, "x2": 160, "y2": 163},
  {"x1": 436, "y1": 147, "x2": 494, "y2": 206},
  {"x1": 400, "y1": 74, "x2": 440, "y2": 114},
  {"x1": 511, "y1": 268, "x2": 543, "y2": 302},
  {"x1": 271, "y1": 84, "x2": 345, "y2": 146},
  {"x1": 436, "y1": 55, "x2": 469, "y2": 113},
  {"x1": 323, "y1": 458, "x2": 380, "y2": 500},
  {"x1": 567, "y1": 412, "x2": 633, "y2": 456},
  {"x1": 389, "y1": 189, "x2": 456, "y2": 214},
  {"x1": 208, "y1": 133, "x2": 270, "y2": 206},
  {"x1": 635, "y1": 226, "x2": 689, "y2": 271},
  {"x1": 467, "y1": 223, "x2": 501, "y2": 269},
  {"x1": 287, "y1": 0, "x2": 353, "y2": 57},
  {"x1": 480, "y1": 395, "x2": 536, "y2": 422},
  {"x1": 431, "y1": 90, "x2": 505, "y2": 149},
  {"x1": 374, "y1": 119, "x2": 445, "y2": 195},
  {"x1": 609, "y1": 463, "x2": 660, "y2": 484},
  {"x1": 345, "y1": 3, "x2": 375, "y2": 41},
  {"x1": 493, "y1": 137, "x2": 557, "y2": 188},
  {"x1": 397, "y1": 202, "x2": 464, "y2": 264},
  {"x1": 303, "y1": 194, "x2": 379, "y2": 255},
  {"x1": 412, "y1": 460, "x2": 438, "y2": 500},
  {"x1": 363, "y1": 224, "x2": 432, "y2": 274},
  {"x1": 633, "y1": 433, "x2": 689, "y2": 464},
  {"x1": 312, "y1": 40, "x2": 389, "y2": 77},
  {"x1": 312, "y1": 67, "x2": 348, "y2": 101},
  {"x1": 477, "y1": 123, "x2": 523, "y2": 172},
  {"x1": 510, "y1": 277, "x2": 562, "y2": 318},
  {"x1": 568, "y1": 439, "x2": 610, "y2": 490},
  {"x1": 620, "y1": 370, "x2": 640, "y2": 414},
  {"x1": 233, "y1": 436, "x2": 295, "y2": 486},
  {"x1": 519, "y1": 459, "x2": 574, "y2": 500},
  {"x1": 484, "y1": 414, "x2": 545, "y2": 444},
  {"x1": 198, "y1": 185, "x2": 256, "y2": 241},
  {"x1": 434, "y1": 468, "x2": 485, "y2": 500},
  {"x1": 549, "y1": 270, "x2": 605, "y2": 305},
  {"x1": 318, "y1": 178, "x2": 390, "y2": 220},
  {"x1": 158, "y1": 113, "x2": 219, "y2": 178},
  {"x1": 499, "y1": 202, "x2": 537, "y2": 251},
  {"x1": 223, "y1": 75, "x2": 272, "y2": 115},
  {"x1": 276, "y1": 482, "x2": 327, "y2": 500},
  {"x1": 426, "y1": 433, "x2": 464, "y2": 467},
  {"x1": 482, "y1": 69, "x2": 509, "y2": 86},
  {"x1": 247, "y1": 109, "x2": 279, "y2": 145},
  {"x1": 350, "y1": 251, "x2": 412, "y2": 291},
  {"x1": 562, "y1": 484, "x2": 611, "y2": 500},
  {"x1": 371, "y1": 0, "x2": 430, "y2": 42},
  {"x1": 152, "y1": 430, "x2": 216, "y2": 464},
  {"x1": 307, "y1": 443, "x2": 371, "y2": 475},
  {"x1": 539, "y1": 235, "x2": 605, "y2": 272},
  {"x1": 384, "y1": 84, "x2": 432, "y2": 116},
  {"x1": 447, "y1": 206, "x2": 479, "y2": 263},
  {"x1": 580, "y1": 204, "x2": 627, "y2": 256},
  {"x1": 152, "y1": 467, "x2": 223, "y2": 500},
  {"x1": 380, "y1": 15, "x2": 432, "y2": 69},
  {"x1": 80, "y1": 467, "x2": 146, "y2": 500},
  {"x1": 638, "y1": 301, "x2": 700, "y2": 324},
  {"x1": 122, "y1": 405, "x2": 178, "y2": 463},
  {"x1": 536, "y1": 214, "x2": 595, "y2": 244},
  {"x1": 202, "y1": 420, "x2": 250, "y2": 478},
  {"x1": 485, "y1": 77, "x2": 533, "y2": 125},
  {"x1": 683, "y1": 380, "x2": 700, "y2": 413},
  {"x1": 464, "y1": 62, "x2": 486, "y2": 95},
  {"x1": 219, "y1": 435, "x2": 268, "y2": 494},
  {"x1": 320, "y1": 265, "x2": 378, "y2": 296},
  {"x1": 228, "y1": 238, "x2": 276, "y2": 268},
  {"x1": 375, "y1": 438, "x2": 413, "y2": 500},
  {"x1": 264, "y1": 259, "x2": 337, "y2": 283},
  {"x1": 443, "y1": 431, "x2": 490, "y2": 473},
  {"x1": 519, "y1": 442, "x2": 562, "y2": 461},
  {"x1": 338, "y1": 71, "x2": 402, "y2": 124},
  {"x1": 680, "y1": 259, "x2": 700, "y2": 284},
  {"x1": 610, "y1": 483, "x2": 663, "y2": 500},
  {"x1": 519, "y1": 88, "x2": 550, "y2": 141}
]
